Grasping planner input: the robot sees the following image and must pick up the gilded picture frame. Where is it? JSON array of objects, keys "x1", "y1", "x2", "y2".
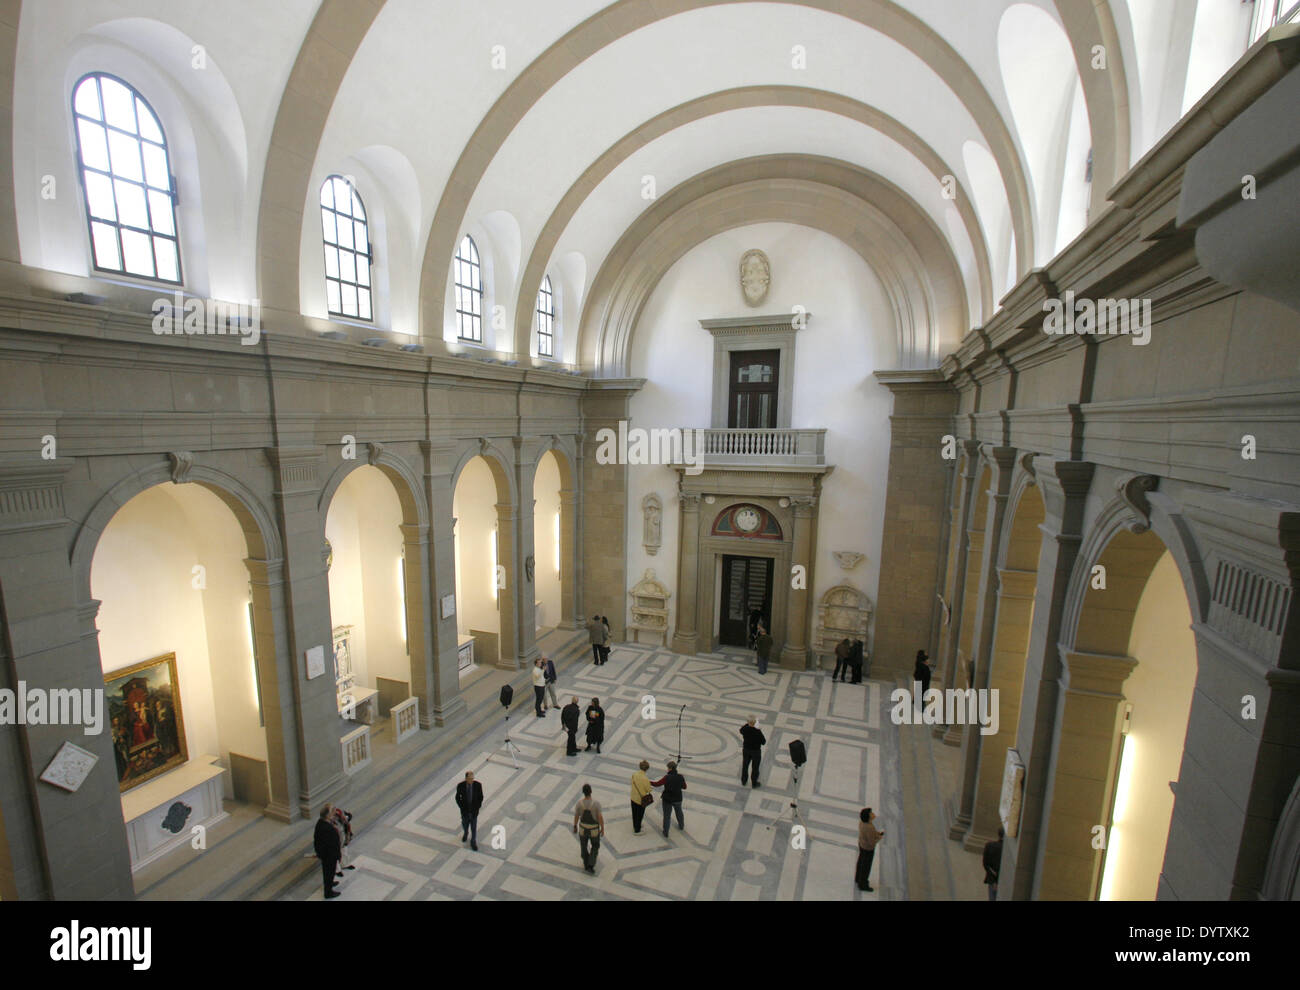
[{"x1": 104, "y1": 652, "x2": 188, "y2": 793}]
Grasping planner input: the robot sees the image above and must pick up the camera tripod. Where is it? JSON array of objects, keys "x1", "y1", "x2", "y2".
[{"x1": 766, "y1": 762, "x2": 805, "y2": 831}]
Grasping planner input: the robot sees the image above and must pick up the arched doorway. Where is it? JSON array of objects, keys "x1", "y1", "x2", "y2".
[
  {"x1": 531, "y1": 448, "x2": 575, "y2": 632},
  {"x1": 453, "y1": 452, "x2": 518, "y2": 668}
]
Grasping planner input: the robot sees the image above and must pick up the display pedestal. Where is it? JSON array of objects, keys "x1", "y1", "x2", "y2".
[{"x1": 120, "y1": 754, "x2": 228, "y2": 873}]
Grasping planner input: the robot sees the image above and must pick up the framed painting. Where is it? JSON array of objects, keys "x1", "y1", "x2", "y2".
[{"x1": 104, "y1": 653, "x2": 188, "y2": 793}]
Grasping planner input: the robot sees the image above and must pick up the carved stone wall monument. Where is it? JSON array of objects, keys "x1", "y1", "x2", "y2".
[
  {"x1": 642, "y1": 492, "x2": 663, "y2": 555},
  {"x1": 739, "y1": 249, "x2": 770, "y2": 306},
  {"x1": 815, "y1": 584, "x2": 873, "y2": 671},
  {"x1": 628, "y1": 568, "x2": 671, "y2": 646}
]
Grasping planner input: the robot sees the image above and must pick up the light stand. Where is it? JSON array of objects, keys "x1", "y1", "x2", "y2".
[{"x1": 674, "y1": 704, "x2": 691, "y2": 764}]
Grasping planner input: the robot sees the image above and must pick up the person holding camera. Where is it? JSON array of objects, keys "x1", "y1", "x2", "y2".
[
  {"x1": 739, "y1": 716, "x2": 766, "y2": 788},
  {"x1": 857, "y1": 807, "x2": 884, "y2": 892}
]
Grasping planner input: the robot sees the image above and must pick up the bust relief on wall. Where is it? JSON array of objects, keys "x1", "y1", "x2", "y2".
[{"x1": 739, "y1": 249, "x2": 770, "y2": 306}]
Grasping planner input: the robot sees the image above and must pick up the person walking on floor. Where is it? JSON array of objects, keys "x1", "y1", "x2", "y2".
[
  {"x1": 755, "y1": 623, "x2": 773, "y2": 675},
  {"x1": 739, "y1": 716, "x2": 766, "y2": 788},
  {"x1": 585, "y1": 697, "x2": 605, "y2": 753},
  {"x1": 561, "y1": 696, "x2": 581, "y2": 756},
  {"x1": 455, "y1": 771, "x2": 484, "y2": 852},
  {"x1": 983, "y1": 826, "x2": 1004, "y2": 901},
  {"x1": 630, "y1": 759, "x2": 654, "y2": 833},
  {"x1": 573, "y1": 783, "x2": 605, "y2": 873},
  {"x1": 330, "y1": 805, "x2": 357, "y2": 878},
  {"x1": 913, "y1": 649, "x2": 934, "y2": 711},
  {"x1": 587, "y1": 614, "x2": 605, "y2": 664},
  {"x1": 651, "y1": 761, "x2": 687, "y2": 836},
  {"x1": 832, "y1": 638, "x2": 851, "y2": 682},
  {"x1": 849, "y1": 639, "x2": 865, "y2": 683},
  {"x1": 532, "y1": 658, "x2": 547, "y2": 717},
  {"x1": 542, "y1": 654, "x2": 559, "y2": 711},
  {"x1": 314, "y1": 804, "x2": 342, "y2": 899},
  {"x1": 856, "y1": 807, "x2": 885, "y2": 892}
]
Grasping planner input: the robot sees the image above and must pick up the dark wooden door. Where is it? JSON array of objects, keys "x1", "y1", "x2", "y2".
[
  {"x1": 728, "y1": 350, "x2": 779, "y2": 429},
  {"x1": 720, "y1": 555, "x2": 774, "y2": 647}
]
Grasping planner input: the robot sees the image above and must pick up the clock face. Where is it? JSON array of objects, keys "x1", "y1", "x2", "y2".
[{"x1": 735, "y1": 508, "x2": 761, "y2": 533}]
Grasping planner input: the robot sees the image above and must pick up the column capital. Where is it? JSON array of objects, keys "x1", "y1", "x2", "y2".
[
  {"x1": 0, "y1": 458, "x2": 74, "y2": 532},
  {"x1": 264, "y1": 446, "x2": 323, "y2": 495},
  {"x1": 996, "y1": 567, "x2": 1038, "y2": 599},
  {"x1": 1059, "y1": 648, "x2": 1138, "y2": 696}
]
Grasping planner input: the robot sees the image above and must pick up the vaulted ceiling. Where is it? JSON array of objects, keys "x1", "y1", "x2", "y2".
[{"x1": 7, "y1": 0, "x2": 1261, "y2": 372}]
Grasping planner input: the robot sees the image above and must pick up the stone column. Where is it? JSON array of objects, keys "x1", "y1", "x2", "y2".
[
  {"x1": 422, "y1": 442, "x2": 467, "y2": 727},
  {"x1": 951, "y1": 446, "x2": 1017, "y2": 841},
  {"x1": 938, "y1": 440, "x2": 982, "y2": 703},
  {"x1": 1002, "y1": 459, "x2": 1093, "y2": 900},
  {"x1": 871, "y1": 370, "x2": 959, "y2": 676},
  {"x1": 0, "y1": 460, "x2": 134, "y2": 899},
  {"x1": 581, "y1": 386, "x2": 637, "y2": 641},
  {"x1": 671, "y1": 488, "x2": 702, "y2": 655},
  {"x1": 494, "y1": 501, "x2": 522, "y2": 669},
  {"x1": 558, "y1": 487, "x2": 580, "y2": 628},
  {"x1": 1036, "y1": 649, "x2": 1137, "y2": 900},
  {"x1": 264, "y1": 446, "x2": 347, "y2": 817},
  {"x1": 243, "y1": 555, "x2": 302, "y2": 821},
  {"x1": 398, "y1": 522, "x2": 436, "y2": 726},
  {"x1": 512, "y1": 441, "x2": 542, "y2": 664},
  {"x1": 779, "y1": 495, "x2": 816, "y2": 669}
]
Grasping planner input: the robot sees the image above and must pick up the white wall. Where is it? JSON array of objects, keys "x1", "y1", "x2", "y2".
[
  {"x1": 1101, "y1": 551, "x2": 1198, "y2": 900},
  {"x1": 533, "y1": 450, "x2": 563, "y2": 628},
  {"x1": 324, "y1": 466, "x2": 409, "y2": 690},
  {"x1": 453, "y1": 456, "x2": 501, "y2": 640},
  {"x1": 92, "y1": 482, "x2": 267, "y2": 798},
  {"x1": 625, "y1": 222, "x2": 899, "y2": 650}
]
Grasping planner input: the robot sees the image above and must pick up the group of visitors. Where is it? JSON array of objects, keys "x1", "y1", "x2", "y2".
[
  {"x1": 831, "y1": 638, "x2": 867, "y2": 682},
  {"x1": 576, "y1": 758, "x2": 689, "y2": 871},
  {"x1": 587, "y1": 614, "x2": 613, "y2": 664},
  {"x1": 312, "y1": 803, "x2": 357, "y2": 898}
]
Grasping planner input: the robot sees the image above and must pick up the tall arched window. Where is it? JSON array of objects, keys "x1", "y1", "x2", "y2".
[
  {"x1": 320, "y1": 175, "x2": 372, "y2": 320},
  {"x1": 536, "y1": 275, "x2": 555, "y2": 357},
  {"x1": 454, "y1": 234, "x2": 483, "y2": 342},
  {"x1": 72, "y1": 73, "x2": 181, "y2": 283}
]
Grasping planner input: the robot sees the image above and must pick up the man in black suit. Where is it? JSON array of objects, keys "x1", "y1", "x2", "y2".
[
  {"x1": 561, "y1": 696, "x2": 581, "y2": 756},
  {"x1": 983, "y1": 826, "x2": 1005, "y2": 901},
  {"x1": 314, "y1": 804, "x2": 342, "y2": 899},
  {"x1": 455, "y1": 771, "x2": 484, "y2": 851},
  {"x1": 739, "y1": 716, "x2": 766, "y2": 788}
]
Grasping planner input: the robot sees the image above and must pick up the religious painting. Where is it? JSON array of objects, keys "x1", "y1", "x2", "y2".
[{"x1": 104, "y1": 653, "x2": 188, "y2": 793}]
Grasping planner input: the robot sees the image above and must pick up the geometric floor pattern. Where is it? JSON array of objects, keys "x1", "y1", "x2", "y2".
[{"x1": 281, "y1": 641, "x2": 906, "y2": 901}]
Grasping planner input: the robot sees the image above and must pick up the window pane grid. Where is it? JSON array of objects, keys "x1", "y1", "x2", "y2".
[
  {"x1": 455, "y1": 235, "x2": 483, "y2": 342},
  {"x1": 319, "y1": 174, "x2": 373, "y2": 321},
  {"x1": 536, "y1": 276, "x2": 555, "y2": 357},
  {"x1": 73, "y1": 74, "x2": 181, "y2": 284}
]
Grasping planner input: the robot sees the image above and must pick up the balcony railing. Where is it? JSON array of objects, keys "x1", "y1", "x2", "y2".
[{"x1": 679, "y1": 428, "x2": 826, "y2": 467}]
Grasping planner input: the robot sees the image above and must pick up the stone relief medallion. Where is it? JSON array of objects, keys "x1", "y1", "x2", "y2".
[{"x1": 739, "y1": 249, "x2": 770, "y2": 306}]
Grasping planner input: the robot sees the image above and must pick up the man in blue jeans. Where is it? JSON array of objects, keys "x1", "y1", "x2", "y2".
[{"x1": 651, "y1": 761, "x2": 687, "y2": 836}]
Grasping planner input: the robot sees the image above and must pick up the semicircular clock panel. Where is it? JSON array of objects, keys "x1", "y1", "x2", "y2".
[{"x1": 711, "y1": 503, "x2": 783, "y2": 540}]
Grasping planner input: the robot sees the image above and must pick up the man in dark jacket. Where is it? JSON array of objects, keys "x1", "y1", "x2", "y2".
[
  {"x1": 314, "y1": 804, "x2": 342, "y2": 899},
  {"x1": 739, "y1": 716, "x2": 766, "y2": 788},
  {"x1": 561, "y1": 696, "x2": 581, "y2": 756},
  {"x1": 587, "y1": 615, "x2": 604, "y2": 664},
  {"x1": 455, "y1": 771, "x2": 484, "y2": 851},
  {"x1": 832, "y1": 638, "x2": 851, "y2": 682},
  {"x1": 983, "y1": 826, "x2": 1004, "y2": 901},
  {"x1": 849, "y1": 640, "x2": 865, "y2": 683},
  {"x1": 651, "y1": 761, "x2": 687, "y2": 837}
]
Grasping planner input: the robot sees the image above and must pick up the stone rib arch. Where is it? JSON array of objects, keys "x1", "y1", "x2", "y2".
[
  {"x1": 510, "y1": 85, "x2": 996, "y2": 354},
  {"x1": 317, "y1": 446, "x2": 429, "y2": 530},
  {"x1": 994, "y1": 458, "x2": 1043, "y2": 572},
  {"x1": 450, "y1": 440, "x2": 518, "y2": 508},
  {"x1": 70, "y1": 459, "x2": 282, "y2": 602},
  {"x1": 579, "y1": 156, "x2": 966, "y2": 376}
]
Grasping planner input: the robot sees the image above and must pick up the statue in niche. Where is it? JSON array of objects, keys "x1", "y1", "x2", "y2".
[
  {"x1": 642, "y1": 493, "x2": 663, "y2": 555},
  {"x1": 739, "y1": 249, "x2": 771, "y2": 306},
  {"x1": 525, "y1": 555, "x2": 535, "y2": 583}
]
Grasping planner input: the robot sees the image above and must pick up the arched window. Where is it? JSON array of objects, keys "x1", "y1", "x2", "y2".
[
  {"x1": 454, "y1": 234, "x2": 483, "y2": 342},
  {"x1": 320, "y1": 175, "x2": 372, "y2": 320},
  {"x1": 536, "y1": 275, "x2": 555, "y2": 357},
  {"x1": 72, "y1": 73, "x2": 181, "y2": 283}
]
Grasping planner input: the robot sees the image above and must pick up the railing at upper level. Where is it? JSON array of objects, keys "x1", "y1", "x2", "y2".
[{"x1": 684, "y1": 428, "x2": 826, "y2": 468}]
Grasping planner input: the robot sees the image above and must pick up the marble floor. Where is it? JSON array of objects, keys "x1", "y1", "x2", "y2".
[{"x1": 281, "y1": 642, "x2": 906, "y2": 901}]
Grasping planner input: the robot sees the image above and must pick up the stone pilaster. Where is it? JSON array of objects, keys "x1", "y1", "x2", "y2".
[
  {"x1": 495, "y1": 500, "x2": 525, "y2": 669},
  {"x1": 243, "y1": 555, "x2": 301, "y2": 822},
  {"x1": 581, "y1": 384, "x2": 639, "y2": 641},
  {"x1": 938, "y1": 440, "x2": 982, "y2": 714},
  {"x1": 671, "y1": 489, "x2": 702, "y2": 654},
  {"x1": 422, "y1": 440, "x2": 467, "y2": 728},
  {"x1": 397, "y1": 523, "x2": 437, "y2": 725},
  {"x1": 871, "y1": 370, "x2": 958, "y2": 677},
  {"x1": 558, "y1": 487, "x2": 580, "y2": 628},
  {"x1": 264, "y1": 446, "x2": 347, "y2": 816},
  {"x1": 0, "y1": 459, "x2": 134, "y2": 899},
  {"x1": 779, "y1": 495, "x2": 816, "y2": 668}
]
